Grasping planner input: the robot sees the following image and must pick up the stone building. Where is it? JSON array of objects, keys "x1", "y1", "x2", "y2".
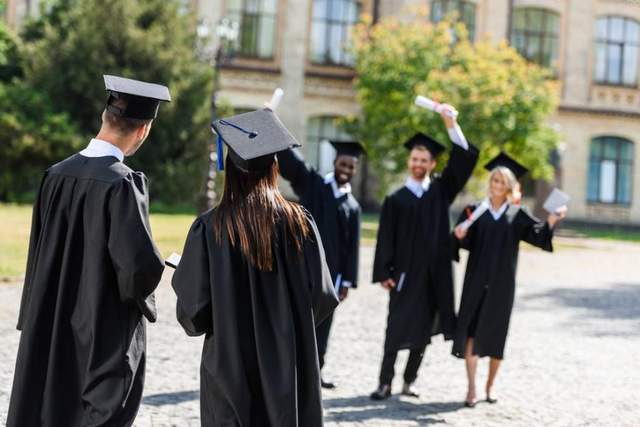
[{"x1": 6, "y1": 0, "x2": 640, "y2": 225}]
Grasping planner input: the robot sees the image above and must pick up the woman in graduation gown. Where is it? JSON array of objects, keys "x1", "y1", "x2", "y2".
[
  {"x1": 172, "y1": 108, "x2": 339, "y2": 427},
  {"x1": 451, "y1": 153, "x2": 567, "y2": 407}
]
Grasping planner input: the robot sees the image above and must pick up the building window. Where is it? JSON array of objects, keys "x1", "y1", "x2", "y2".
[
  {"x1": 310, "y1": 0, "x2": 360, "y2": 66},
  {"x1": 306, "y1": 116, "x2": 351, "y2": 175},
  {"x1": 510, "y1": 8, "x2": 560, "y2": 70},
  {"x1": 226, "y1": 0, "x2": 277, "y2": 59},
  {"x1": 595, "y1": 16, "x2": 640, "y2": 86},
  {"x1": 430, "y1": 0, "x2": 476, "y2": 41},
  {"x1": 587, "y1": 137, "x2": 634, "y2": 205}
]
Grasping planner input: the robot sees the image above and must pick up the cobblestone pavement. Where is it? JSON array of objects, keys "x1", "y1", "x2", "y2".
[{"x1": 2, "y1": 237, "x2": 639, "y2": 426}]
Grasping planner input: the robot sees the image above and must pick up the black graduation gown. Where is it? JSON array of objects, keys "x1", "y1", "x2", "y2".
[
  {"x1": 278, "y1": 148, "x2": 361, "y2": 289},
  {"x1": 8, "y1": 154, "x2": 164, "y2": 427},
  {"x1": 451, "y1": 203, "x2": 554, "y2": 359},
  {"x1": 372, "y1": 144, "x2": 478, "y2": 353},
  {"x1": 171, "y1": 211, "x2": 339, "y2": 427}
]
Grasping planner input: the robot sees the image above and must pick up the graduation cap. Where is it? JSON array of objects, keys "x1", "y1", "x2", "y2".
[
  {"x1": 212, "y1": 108, "x2": 301, "y2": 172},
  {"x1": 404, "y1": 133, "x2": 446, "y2": 157},
  {"x1": 484, "y1": 152, "x2": 529, "y2": 179},
  {"x1": 104, "y1": 75, "x2": 171, "y2": 120},
  {"x1": 329, "y1": 140, "x2": 366, "y2": 159}
]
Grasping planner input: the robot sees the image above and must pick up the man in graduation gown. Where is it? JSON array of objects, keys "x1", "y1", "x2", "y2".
[
  {"x1": 370, "y1": 106, "x2": 478, "y2": 400},
  {"x1": 7, "y1": 75, "x2": 171, "y2": 427},
  {"x1": 278, "y1": 140, "x2": 364, "y2": 389}
]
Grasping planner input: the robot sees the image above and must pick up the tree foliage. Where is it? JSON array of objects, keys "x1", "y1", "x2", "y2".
[
  {"x1": 1, "y1": 0, "x2": 214, "y2": 205},
  {"x1": 348, "y1": 16, "x2": 560, "y2": 196}
]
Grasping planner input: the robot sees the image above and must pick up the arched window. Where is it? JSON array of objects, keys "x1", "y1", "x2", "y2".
[
  {"x1": 587, "y1": 137, "x2": 634, "y2": 205},
  {"x1": 227, "y1": 0, "x2": 277, "y2": 59},
  {"x1": 430, "y1": 0, "x2": 476, "y2": 41},
  {"x1": 510, "y1": 8, "x2": 560, "y2": 70},
  {"x1": 306, "y1": 116, "x2": 351, "y2": 175},
  {"x1": 310, "y1": 0, "x2": 360, "y2": 66},
  {"x1": 594, "y1": 16, "x2": 640, "y2": 86}
]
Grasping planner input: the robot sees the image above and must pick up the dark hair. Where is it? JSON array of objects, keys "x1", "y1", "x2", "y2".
[
  {"x1": 213, "y1": 157, "x2": 310, "y2": 271},
  {"x1": 102, "y1": 97, "x2": 152, "y2": 134}
]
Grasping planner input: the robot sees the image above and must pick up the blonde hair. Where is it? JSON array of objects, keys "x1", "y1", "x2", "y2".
[{"x1": 487, "y1": 166, "x2": 518, "y2": 200}]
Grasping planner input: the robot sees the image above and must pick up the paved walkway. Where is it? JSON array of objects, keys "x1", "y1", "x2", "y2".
[{"x1": 1, "y1": 237, "x2": 639, "y2": 426}]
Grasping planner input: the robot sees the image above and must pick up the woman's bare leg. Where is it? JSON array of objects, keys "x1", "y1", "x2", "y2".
[
  {"x1": 486, "y1": 357, "x2": 502, "y2": 402},
  {"x1": 464, "y1": 338, "x2": 478, "y2": 404}
]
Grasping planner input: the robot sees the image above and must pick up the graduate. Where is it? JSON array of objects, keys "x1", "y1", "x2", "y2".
[
  {"x1": 7, "y1": 75, "x2": 170, "y2": 426},
  {"x1": 278, "y1": 139, "x2": 364, "y2": 388},
  {"x1": 370, "y1": 105, "x2": 479, "y2": 400},
  {"x1": 451, "y1": 153, "x2": 567, "y2": 407},
  {"x1": 171, "y1": 108, "x2": 339, "y2": 426}
]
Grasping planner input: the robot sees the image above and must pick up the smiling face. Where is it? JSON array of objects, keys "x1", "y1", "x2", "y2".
[
  {"x1": 407, "y1": 146, "x2": 436, "y2": 181},
  {"x1": 334, "y1": 154, "x2": 358, "y2": 185},
  {"x1": 488, "y1": 167, "x2": 517, "y2": 203}
]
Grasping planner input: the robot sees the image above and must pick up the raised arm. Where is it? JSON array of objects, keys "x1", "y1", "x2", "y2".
[
  {"x1": 438, "y1": 105, "x2": 479, "y2": 204},
  {"x1": 277, "y1": 148, "x2": 316, "y2": 197}
]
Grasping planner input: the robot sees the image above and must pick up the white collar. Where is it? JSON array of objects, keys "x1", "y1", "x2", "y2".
[
  {"x1": 80, "y1": 139, "x2": 124, "y2": 162},
  {"x1": 485, "y1": 198, "x2": 509, "y2": 220},
  {"x1": 404, "y1": 176, "x2": 431, "y2": 198},
  {"x1": 324, "y1": 173, "x2": 351, "y2": 199}
]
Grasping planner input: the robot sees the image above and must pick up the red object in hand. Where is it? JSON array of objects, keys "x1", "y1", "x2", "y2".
[{"x1": 465, "y1": 207, "x2": 473, "y2": 219}]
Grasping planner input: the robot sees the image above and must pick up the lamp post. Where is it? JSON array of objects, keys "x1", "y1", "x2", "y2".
[{"x1": 202, "y1": 17, "x2": 239, "y2": 211}]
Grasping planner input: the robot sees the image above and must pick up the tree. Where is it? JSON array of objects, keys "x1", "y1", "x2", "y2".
[
  {"x1": 348, "y1": 15, "x2": 560, "y2": 197},
  {"x1": 19, "y1": 0, "x2": 214, "y2": 206},
  {"x1": 0, "y1": 20, "x2": 81, "y2": 201}
]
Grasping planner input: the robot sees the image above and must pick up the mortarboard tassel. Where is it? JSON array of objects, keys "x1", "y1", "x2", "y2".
[{"x1": 216, "y1": 133, "x2": 225, "y2": 171}]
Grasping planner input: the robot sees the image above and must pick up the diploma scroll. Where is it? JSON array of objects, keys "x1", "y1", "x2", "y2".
[
  {"x1": 265, "y1": 88, "x2": 284, "y2": 111},
  {"x1": 458, "y1": 202, "x2": 489, "y2": 231},
  {"x1": 415, "y1": 95, "x2": 459, "y2": 118}
]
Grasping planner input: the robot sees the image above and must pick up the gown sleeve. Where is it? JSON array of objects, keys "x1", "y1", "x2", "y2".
[
  {"x1": 451, "y1": 205, "x2": 474, "y2": 262},
  {"x1": 108, "y1": 172, "x2": 164, "y2": 322},
  {"x1": 372, "y1": 196, "x2": 395, "y2": 283},
  {"x1": 518, "y1": 207, "x2": 554, "y2": 252},
  {"x1": 439, "y1": 144, "x2": 479, "y2": 204},
  {"x1": 171, "y1": 216, "x2": 213, "y2": 336},
  {"x1": 304, "y1": 215, "x2": 339, "y2": 326},
  {"x1": 277, "y1": 148, "x2": 317, "y2": 198},
  {"x1": 16, "y1": 172, "x2": 48, "y2": 330},
  {"x1": 342, "y1": 207, "x2": 361, "y2": 288}
]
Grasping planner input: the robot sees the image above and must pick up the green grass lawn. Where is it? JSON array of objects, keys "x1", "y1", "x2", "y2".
[
  {"x1": 0, "y1": 204, "x2": 197, "y2": 279},
  {"x1": 2, "y1": 203, "x2": 637, "y2": 279}
]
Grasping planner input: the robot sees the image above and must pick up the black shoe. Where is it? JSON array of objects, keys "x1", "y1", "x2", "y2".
[
  {"x1": 321, "y1": 378, "x2": 336, "y2": 389},
  {"x1": 370, "y1": 384, "x2": 391, "y2": 400},
  {"x1": 400, "y1": 383, "x2": 420, "y2": 398},
  {"x1": 486, "y1": 396, "x2": 498, "y2": 404},
  {"x1": 464, "y1": 400, "x2": 476, "y2": 408}
]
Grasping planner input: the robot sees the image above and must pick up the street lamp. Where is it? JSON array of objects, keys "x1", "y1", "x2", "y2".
[{"x1": 203, "y1": 17, "x2": 239, "y2": 211}]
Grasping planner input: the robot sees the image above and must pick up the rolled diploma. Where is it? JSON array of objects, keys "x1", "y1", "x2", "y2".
[
  {"x1": 415, "y1": 95, "x2": 458, "y2": 118},
  {"x1": 265, "y1": 88, "x2": 284, "y2": 111}
]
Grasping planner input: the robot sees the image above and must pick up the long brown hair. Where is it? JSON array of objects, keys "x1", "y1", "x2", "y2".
[{"x1": 212, "y1": 156, "x2": 310, "y2": 271}]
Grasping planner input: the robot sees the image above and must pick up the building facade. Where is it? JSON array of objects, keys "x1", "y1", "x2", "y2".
[
  {"x1": 198, "y1": 0, "x2": 640, "y2": 225},
  {"x1": 7, "y1": 0, "x2": 640, "y2": 225}
]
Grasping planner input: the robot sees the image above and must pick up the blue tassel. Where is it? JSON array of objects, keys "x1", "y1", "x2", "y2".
[{"x1": 216, "y1": 134, "x2": 224, "y2": 171}]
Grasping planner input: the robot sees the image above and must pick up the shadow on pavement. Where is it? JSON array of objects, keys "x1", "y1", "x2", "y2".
[
  {"x1": 323, "y1": 395, "x2": 464, "y2": 424},
  {"x1": 142, "y1": 390, "x2": 199, "y2": 406},
  {"x1": 521, "y1": 283, "x2": 640, "y2": 335}
]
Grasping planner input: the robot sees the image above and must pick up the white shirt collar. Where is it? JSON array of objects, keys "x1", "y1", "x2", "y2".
[
  {"x1": 79, "y1": 139, "x2": 124, "y2": 162},
  {"x1": 324, "y1": 173, "x2": 351, "y2": 199},
  {"x1": 404, "y1": 176, "x2": 431, "y2": 198},
  {"x1": 485, "y1": 198, "x2": 509, "y2": 220}
]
